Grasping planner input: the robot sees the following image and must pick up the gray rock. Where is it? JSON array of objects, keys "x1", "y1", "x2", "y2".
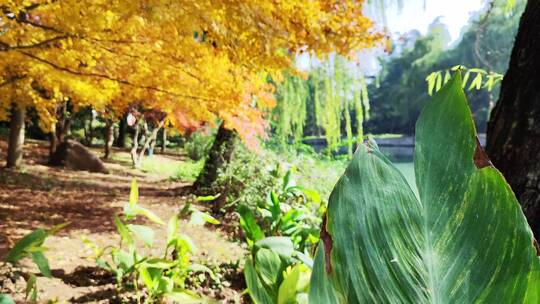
[{"x1": 49, "y1": 140, "x2": 109, "y2": 174}]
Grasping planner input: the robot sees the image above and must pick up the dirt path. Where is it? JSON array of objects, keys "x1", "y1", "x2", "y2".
[{"x1": 0, "y1": 139, "x2": 245, "y2": 303}]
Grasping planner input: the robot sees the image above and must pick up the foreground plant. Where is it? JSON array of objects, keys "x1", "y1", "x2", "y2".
[
  {"x1": 244, "y1": 237, "x2": 311, "y2": 304},
  {"x1": 2, "y1": 223, "x2": 67, "y2": 303},
  {"x1": 238, "y1": 169, "x2": 322, "y2": 252},
  {"x1": 310, "y1": 73, "x2": 540, "y2": 303},
  {"x1": 85, "y1": 179, "x2": 215, "y2": 303}
]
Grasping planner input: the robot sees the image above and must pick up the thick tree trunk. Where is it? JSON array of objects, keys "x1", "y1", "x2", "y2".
[
  {"x1": 49, "y1": 129, "x2": 58, "y2": 156},
  {"x1": 104, "y1": 120, "x2": 114, "y2": 159},
  {"x1": 7, "y1": 104, "x2": 25, "y2": 168},
  {"x1": 194, "y1": 123, "x2": 238, "y2": 194},
  {"x1": 116, "y1": 115, "x2": 127, "y2": 148},
  {"x1": 486, "y1": 0, "x2": 540, "y2": 238}
]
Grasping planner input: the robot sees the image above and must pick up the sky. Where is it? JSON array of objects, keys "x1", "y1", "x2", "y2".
[
  {"x1": 296, "y1": 0, "x2": 486, "y2": 72},
  {"x1": 384, "y1": 0, "x2": 485, "y2": 42}
]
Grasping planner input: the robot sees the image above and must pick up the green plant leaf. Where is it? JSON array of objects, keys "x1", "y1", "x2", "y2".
[
  {"x1": 0, "y1": 294, "x2": 15, "y2": 304},
  {"x1": 310, "y1": 73, "x2": 540, "y2": 303},
  {"x1": 165, "y1": 290, "x2": 202, "y2": 303},
  {"x1": 127, "y1": 224, "x2": 155, "y2": 247},
  {"x1": 254, "y1": 237, "x2": 294, "y2": 261},
  {"x1": 139, "y1": 265, "x2": 155, "y2": 290},
  {"x1": 6, "y1": 229, "x2": 47, "y2": 263},
  {"x1": 167, "y1": 215, "x2": 180, "y2": 245},
  {"x1": 123, "y1": 204, "x2": 165, "y2": 225},
  {"x1": 25, "y1": 274, "x2": 37, "y2": 302},
  {"x1": 30, "y1": 251, "x2": 52, "y2": 278},
  {"x1": 114, "y1": 216, "x2": 133, "y2": 245},
  {"x1": 255, "y1": 248, "x2": 283, "y2": 286},
  {"x1": 196, "y1": 194, "x2": 220, "y2": 202},
  {"x1": 245, "y1": 259, "x2": 275, "y2": 304},
  {"x1": 189, "y1": 210, "x2": 219, "y2": 226},
  {"x1": 114, "y1": 249, "x2": 135, "y2": 270},
  {"x1": 277, "y1": 265, "x2": 300, "y2": 304},
  {"x1": 238, "y1": 204, "x2": 265, "y2": 244}
]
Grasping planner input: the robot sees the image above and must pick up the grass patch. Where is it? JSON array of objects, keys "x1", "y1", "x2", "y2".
[{"x1": 111, "y1": 151, "x2": 203, "y2": 182}]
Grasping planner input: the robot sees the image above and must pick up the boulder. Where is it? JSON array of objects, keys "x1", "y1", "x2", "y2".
[{"x1": 49, "y1": 140, "x2": 109, "y2": 174}]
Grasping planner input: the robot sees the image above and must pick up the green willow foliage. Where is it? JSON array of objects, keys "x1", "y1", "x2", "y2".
[{"x1": 273, "y1": 56, "x2": 369, "y2": 158}]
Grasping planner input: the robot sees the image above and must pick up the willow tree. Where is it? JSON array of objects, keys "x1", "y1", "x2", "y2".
[{"x1": 273, "y1": 55, "x2": 370, "y2": 158}]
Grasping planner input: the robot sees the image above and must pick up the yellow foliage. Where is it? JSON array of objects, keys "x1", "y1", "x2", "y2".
[{"x1": 0, "y1": 0, "x2": 381, "y2": 143}]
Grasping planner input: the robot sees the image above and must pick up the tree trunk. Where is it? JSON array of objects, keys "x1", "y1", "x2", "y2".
[
  {"x1": 84, "y1": 115, "x2": 94, "y2": 146},
  {"x1": 161, "y1": 128, "x2": 167, "y2": 154},
  {"x1": 130, "y1": 120, "x2": 164, "y2": 168},
  {"x1": 104, "y1": 120, "x2": 114, "y2": 159},
  {"x1": 7, "y1": 104, "x2": 25, "y2": 168},
  {"x1": 49, "y1": 128, "x2": 58, "y2": 156},
  {"x1": 49, "y1": 103, "x2": 72, "y2": 158},
  {"x1": 194, "y1": 123, "x2": 238, "y2": 194},
  {"x1": 486, "y1": 0, "x2": 540, "y2": 238},
  {"x1": 130, "y1": 123, "x2": 141, "y2": 168},
  {"x1": 116, "y1": 114, "x2": 127, "y2": 148}
]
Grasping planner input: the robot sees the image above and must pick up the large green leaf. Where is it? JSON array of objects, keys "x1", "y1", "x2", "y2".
[
  {"x1": 309, "y1": 73, "x2": 540, "y2": 303},
  {"x1": 245, "y1": 259, "x2": 275, "y2": 304},
  {"x1": 255, "y1": 248, "x2": 283, "y2": 286}
]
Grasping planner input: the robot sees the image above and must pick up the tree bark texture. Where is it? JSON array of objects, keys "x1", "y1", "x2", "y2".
[
  {"x1": 116, "y1": 114, "x2": 127, "y2": 148},
  {"x1": 7, "y1": 104, "x2": 26, "y2": 168},
  {"x1": 194, "y1": 123, "x2": 237, "y2": 193},
  {"x1": 486, "y1": 0, "x2": 540, "y2": 238},
  {"x1": 104, "y1": 120, "x2": 114, "y2": 159}
]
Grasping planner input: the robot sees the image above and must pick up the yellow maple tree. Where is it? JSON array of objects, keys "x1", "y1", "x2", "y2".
[{"x1": 0, "y1": 0, "x2": 381, "y2": 166}]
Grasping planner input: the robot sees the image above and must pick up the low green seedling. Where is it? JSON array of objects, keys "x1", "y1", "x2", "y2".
[
  {"x1": 85, "y1": 179, "x2": 215, "y2": 303},
  {"x1": 4, "y1": 223, "x2": 67, "y2": 303}
]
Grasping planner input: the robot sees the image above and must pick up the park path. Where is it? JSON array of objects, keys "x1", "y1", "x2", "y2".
[{"x1": 0, "y1": 139, "x2": 245, "y2": 303}]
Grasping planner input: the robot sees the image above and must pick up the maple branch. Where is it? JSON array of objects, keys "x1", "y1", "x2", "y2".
[
  {"x1": 0, "y1": 75, "x2": 27, "y2": 88},
  {"x1": 18, "y1": 50, "x2": 217, "y2": 102},
  {"x1": 0, "y1": 35, "x2": 69, "y2": 51}
]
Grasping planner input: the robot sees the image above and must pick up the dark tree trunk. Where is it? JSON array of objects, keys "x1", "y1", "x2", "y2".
[
  {"x1": 49, "y1": 102, "x2": 72, "y2": 158},
  {"x1": 116, "y1": 114, "x2": 127, "y2": 148},
  {"x1": 84, "y1": 114, "x2": 94, "y2": 146},
  {"x1": 104, "y1": 120, "x2": 114, "y2": 159},
  {"x1": 161, "y1": 128, "x2": 167, "y2": 154},
  {"x1": 486, "y1": 0, "x2": 540, "y2": 238},
  {"x1": 194, "y1": 123, "x2": 238, "y2": 196},
  {"x1": 7, "y1": 104, "x2": 25, "y2": 168},
  {"x1": 49, "y1": 131, "x2": 58, "y2": 156}
]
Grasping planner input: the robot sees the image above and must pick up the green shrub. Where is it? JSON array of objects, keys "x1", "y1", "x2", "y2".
[
  {"x1": 214, "y1": 144, "x2": 281, "y2": 212},
  {"x1": 185, "y1": 131, "x2": 215, "y2": 161}
]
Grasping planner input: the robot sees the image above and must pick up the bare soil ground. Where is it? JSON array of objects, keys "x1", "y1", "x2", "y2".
[{"x1": 0, "y1": 139, "x2": 246, "y2": 303}]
